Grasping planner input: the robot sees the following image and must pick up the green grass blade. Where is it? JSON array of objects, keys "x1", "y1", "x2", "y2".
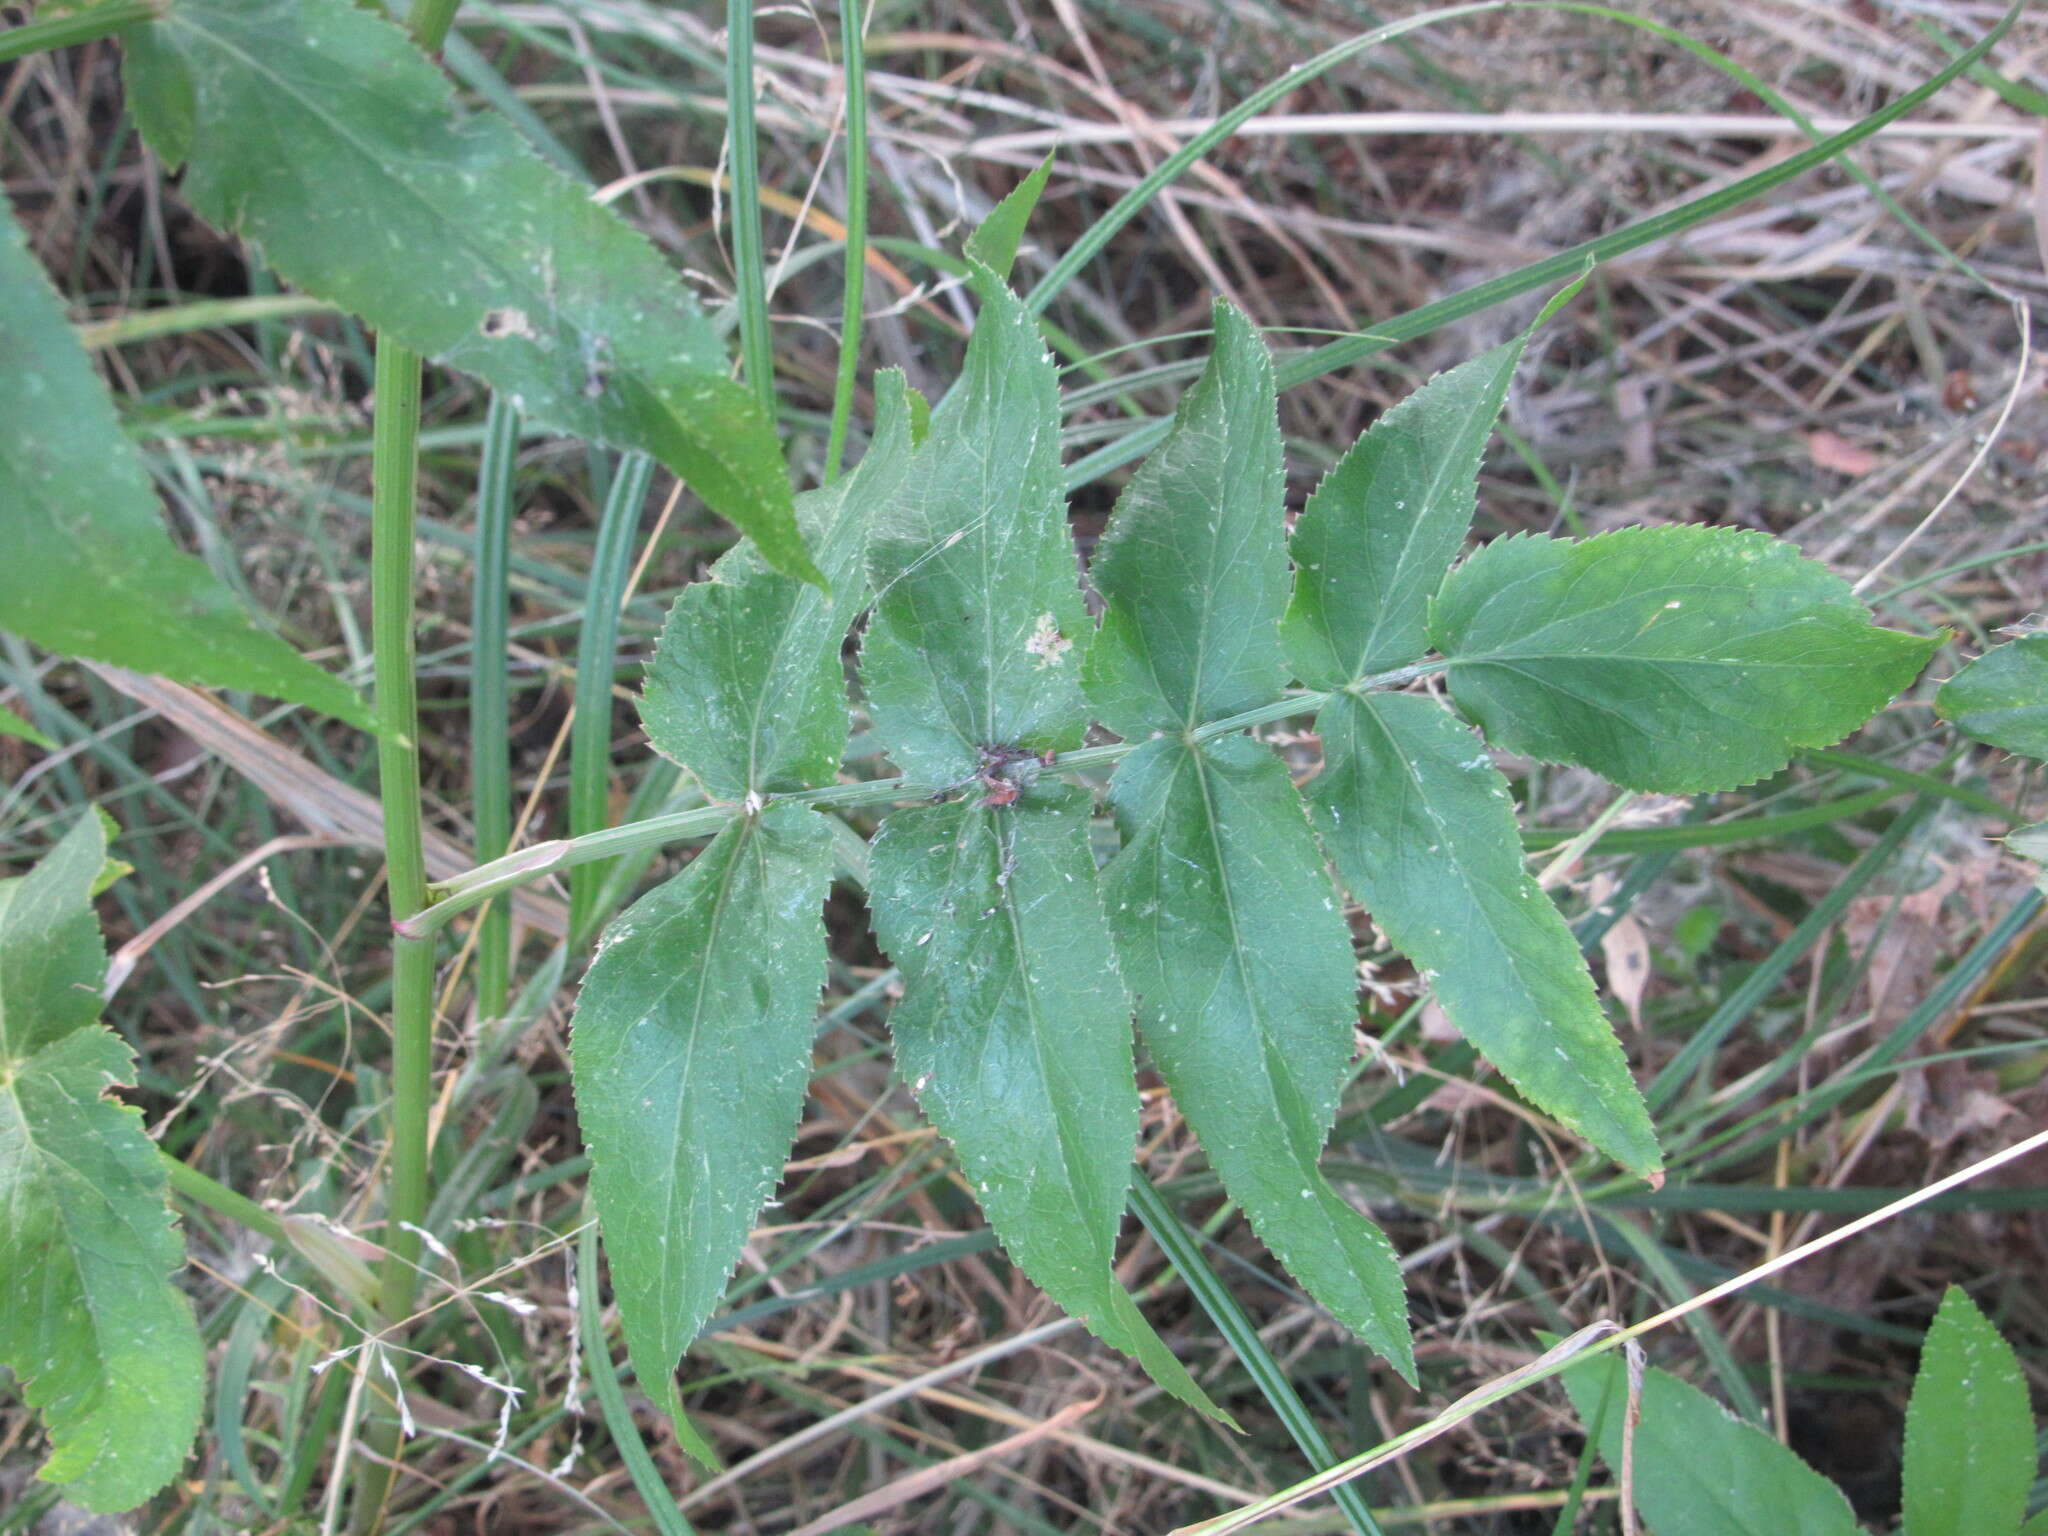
[
  {"x1": 578, "y1": 1222, "x2": 700, "y2": 1536},
  {"x1": 469, "y1": 394, "x2": 519, "y2": 1023},
  {"x1": 1646, "y1": 798, "x2": 1934, "y2": 1112},
  {"x1": 1056, "y1": 0, "x2": 2022, "y2": 491},
  {"x1": 569, "y1": 454, "x2": 654, "y2": 944},
  {"x1": 1130, "y1": 1174, "x2": 1388, "y2": 1536},
  {"x1": 824, "y1": 0, "x2": 869, "y2": 482},
  {"x1": 726, "y1": 0, "x2": 775, "y2": 415},
  {"x1": 0, "y1": 0, "x2": 156, "y2": 63}
]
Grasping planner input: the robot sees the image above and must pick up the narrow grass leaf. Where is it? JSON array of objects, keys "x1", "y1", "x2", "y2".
[
  {"x1": 1936, "y1": 635, "x2": 2048, "y2": 761},
  {"x1": 1104, "y1": 735, "x2": 1413, "y2": 1378},
  {"x1": 0, "y1": 707, "x2": 53, "y2": 749},
  {"x1": 1561, "y1": 1350, "x2": 1858, "y2": 1536},
  {"x1": 0, "y1": 201, "x2": 370, "y2": 728},
  {"x1": 643, "y1": 374, "x2": 914, "y2": 799},
  {"x1": 1085, "y1": 300, "x2": 1288, "y2": 735},
  {"x1": 1310, "y1": 691, "x2": 1659, "y2": 1175},
  {"x1": 571, "y1": 806, "x2": 834, "y2": 1450},
  {"x1": 120, "y1": 0, "x2": 813, "y2": 583},
  {"x1": 869, "y1": 786, "x2": 1224, "y2": 1421},
  {"x1": 0, "y1": 815, "x2": 204, "y2": 1511},
  {"x1": 1282, "y1": 331, "x2": 1531, "y2": 688},
  {"x1": 861, "y1": 264, "x2": 1089, "y2": 781},
  {"x1": 1430, "y1": 526, "x2": 1936, "y2": 793},
  {"x1": 1901, "y1": 1287, "x2": 2032, "y2": 1536}
]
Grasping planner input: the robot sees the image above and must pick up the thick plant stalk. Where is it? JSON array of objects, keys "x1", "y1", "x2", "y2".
[
  {"x1": 370, "y1": 337, "x2": 435, "y2": 1325},
  {"x1": 354, "y1": 5, "x2": 464, "y2": 1527},
  {"x1": 354, "y1": 332, "x2": 437, "y2": 1535}
]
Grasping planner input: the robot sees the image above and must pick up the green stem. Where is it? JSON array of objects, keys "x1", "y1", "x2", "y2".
[
  {"x1": 161, "y1": 1152, "x2": 289, "y2": 1245},
  {"x1": 0, "y1": 0, "x2": 159, "y2": 64},
  {"x1": 726, "y1": 0, "x2": 775, "y2": 414},
  {"x1": 402, "y1": 687, "x2": 1354, "y2": 935},
  {"x1": 370, "y1": 338, "x2": 434, "y2": 1320},
  {"x1": 823, "y1": 0, "x2": 869, "y2": 481},
  {"x1": 411, "y1": 642, "x2": 1981, "y2": 939},
  {"x1": 404, "y1": 0, "x2": 462, "y2": 49},
  {"x1": 354, "y1": 5, "x2": 466, "y2": 1528},
  {"x1": 352, "y1": 336, "x2": 438, "y2": 1534}
]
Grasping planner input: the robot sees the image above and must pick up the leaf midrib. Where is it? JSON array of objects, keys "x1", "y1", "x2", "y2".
[
  {"x1": 1180, "y1": 745, "x2": 1351, "y2": 1249},
  {"x1": 638, "y1": 817, "x2": 758, "y2": 1343},
  {"x1": 174, "y1": 9, "x2": 717, "y2": 408}
]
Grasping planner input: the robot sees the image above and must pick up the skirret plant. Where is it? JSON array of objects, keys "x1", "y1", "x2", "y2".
[
  {"x1": 0, "y1": 0, "x2": 2025, "y2": 1522},
  {"x1": 560, "y1": 214, "x2": 1932, "y2": 1425}
]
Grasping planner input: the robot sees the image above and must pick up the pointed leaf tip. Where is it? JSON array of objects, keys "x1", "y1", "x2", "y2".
[{"x1": 965, "y1": 154, "x2": 1054, "y2": 278}]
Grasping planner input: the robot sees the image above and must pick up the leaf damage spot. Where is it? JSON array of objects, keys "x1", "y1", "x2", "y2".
[
  {"x1": 481, "y1": 306, "x2": 538, "y2": 341},
  {"x1": 1024, "y1": 612, "x2": 1072, "y2": 669}
]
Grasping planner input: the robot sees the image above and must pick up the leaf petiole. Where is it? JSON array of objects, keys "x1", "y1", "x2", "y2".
[{"x1": 405, "y1": 665, "x2": 1451, "y2": 939}]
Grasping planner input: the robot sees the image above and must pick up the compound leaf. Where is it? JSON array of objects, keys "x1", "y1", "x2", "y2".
[
  {"x1": 572, "y1": 805, "x2": 834, "y2": 1444},
  {"x1": 1901, "y1": 1287, "x2": 2032, "y2": 1536},
  {"x1": 1562, "y1": 1349, "x2": 1859, "y2": 1536},
  {"x1": 0, "y1": 814, "x2": 204, "y2": 1511},
  {"x1": 1309, "y1": 691, "x2": 1659, "y2": 1175},
  {"x1": 0, "y1": 197, "x2": 370, "y2": 728},
  {"x1": 868, "y1": 786, "x2": 1224, "y2": 1421},
  {"x1": 1084, "y1": 299, "x2": 1287, "y2": 736},
  {"x1": 1103, "y1": 734, "x2": 1413, "y2": 1378},
  {"x1": 642, "y1": 374, "x2": 915, "y2": 798},
  {"x1": 861, "y1": 264, "x2": 1089, "y2": 782},
  {"x1": 121, "y1": 0, "x2": 813, "y2": 583},
  {"x1": 1430, "y1": 526, "x2": 1935, "y2": 793},
  {"x1": 1281, "y1": 331, "x2": 1533, "y2": 688},
  {"x1": 1936, "y1": 635, "x2": 2048, "y2": 762}
]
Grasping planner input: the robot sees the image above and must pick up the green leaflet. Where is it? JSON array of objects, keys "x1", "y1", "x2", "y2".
[
  {"x1": 0, "y1": 815, "x2": 204, "y2": 1511},
  {"x1": 0, "y1": 198, "x2": 370, "y2": 728},
  {"x1": 966, "y1": 155, "x2": 1053, "y2": 279},
  {"x1": 121, "y1": 0, "x2": 814, "y2": 585},
  {"x1": 1281, "y1": 333, "x2": 1530, "y2": 688},
  {"x1": 1102, "y1": 735, "x2": 1413, "y2": 1379},
  {"x1": 1084, "y1": 300, "x2": 1289, "y2": 736},
  {"x1": 1936, "y1": 634, "x2": 2048, "y2": 762},
  {"x1": 571, "y1": 806, "x2": 834, "y2": 1448},
  {"x1": 2008, "y1": 821, "x2": 2048, "y2": 897},
  {"x1": 641, "y1": 374, "x2": 915, "y2": 799},
  {"x1": 1080, "y1": 314, "x2": 1410, "y2": 1374},
  {"x1": 1561, "y1": 1349, "x2": 1860, "y2": 1536},
  {"x1": 1309, "y1": 691, "x2": 1659, "y2": 1175},
  {"x1": 1430, "y1": 526, "x2": 1936, "y2": 794},
  {"x1": 860, "y1": 264, "x2": 1090, "y2": 782},
  {"x1": 868, "y1": 786, "x2": 1223, "y2": 1421},
  {"x1": 1901, "y1": 1287, "x2": 2033, "y2": 1536}
]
